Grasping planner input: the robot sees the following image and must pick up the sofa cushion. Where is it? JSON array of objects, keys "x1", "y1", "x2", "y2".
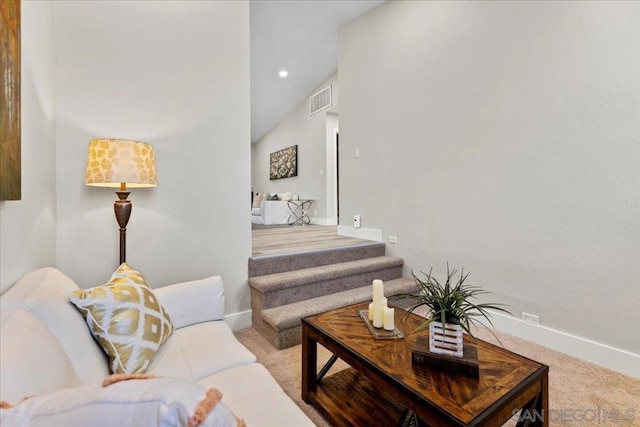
[
  {"x1": 199, "y1": 363, "x2": 315, "y2": 427},
  {"x1": 154, "y1": 275, "x2": 225, "y2": 330},
  {"x1": 0, "y1": 267, "x2": 109, "y2": 385},
  {"x1": 147, "y1": 321, "x2": 256, "y2": 381},
  {"x1": 252, "y1": 193, "x2": 265, "y2": 208},
  {"x1": 0, "y1": 377, "x2": 241, "y2": 427},
  {"x1": 0, "y1": 309, "x2": 82, "y2": 403},
  {"x1": 69, "y1": 263, "x2": 173, "y2": 374}
]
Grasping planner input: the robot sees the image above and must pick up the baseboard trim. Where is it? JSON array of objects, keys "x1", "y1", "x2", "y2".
[
  {"x1": 337, "y1": 225, "x2": 383, "y2": 242},
  {"x1": 489, "y1": 311, "x2": 640, "y2": 379},
  {"x1": 311, "y1": 217, "x2": 334, "y2": 226},
  {"x1": 225, "y1": 309, "x2": 252, "y2": 331}
]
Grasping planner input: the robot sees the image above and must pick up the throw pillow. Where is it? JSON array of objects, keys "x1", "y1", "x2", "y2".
[
  {"x1": 0, "y1": 376, "x2": 243, "y2": 427},
  {"x1": 153, "y1": 275, "x2": 225, "y2": 329},
  {"x1": 252, "y1": 193, "x2": 264, "y2": 208},
  {"x1": 277, "y1": 192, "x2": 292, "y2": 201},
  {"x1": 268, "y1": 194, "x2": 279, "y2": 200},
  {"x1": 69, "y1": 263, "x2": 173, "y2": 374}
]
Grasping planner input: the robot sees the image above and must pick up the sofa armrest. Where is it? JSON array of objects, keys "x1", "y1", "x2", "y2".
[
  {"x1": 154, "y1": 276, "x2": 225, "y2": 329},
  {"x1": 260, "y1": 200, "x2": 291, "y2": 225}
]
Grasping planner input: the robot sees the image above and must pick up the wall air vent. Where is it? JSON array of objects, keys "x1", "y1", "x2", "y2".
[{"x1": 309, "y1": 85, "x2": 332, "y2": 116}]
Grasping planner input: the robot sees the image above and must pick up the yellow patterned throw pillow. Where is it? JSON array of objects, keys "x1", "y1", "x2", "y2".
[{"x1": 69, "y1": 263, "x2": 173, "y2": 374}]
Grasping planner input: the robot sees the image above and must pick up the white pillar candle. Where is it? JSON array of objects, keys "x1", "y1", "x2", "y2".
[
  {"x1": 373, "y1": 303, "x2": 383, "y2": 328},
  {"x1": 368, "y1": 302, "x2": 374, "y2": 321},
  {"x1": 383, "y1": 307, "x2": 395, "y2": 331},
  {"x1": 372, "y1": 279, "x2": 384, "y2": 303},
  {"x1": 373, "y1": 296, "x2": 387, "y2": 328}
]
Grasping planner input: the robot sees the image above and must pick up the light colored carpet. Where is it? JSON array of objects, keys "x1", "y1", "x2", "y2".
[{"x1": 234, "y1": 322, "x2": 640, "y2": 426}]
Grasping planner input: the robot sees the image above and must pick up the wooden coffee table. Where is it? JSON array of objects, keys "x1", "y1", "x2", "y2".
[{"x1": 302, "y1": 303, "x2": 548, "y2": 426}]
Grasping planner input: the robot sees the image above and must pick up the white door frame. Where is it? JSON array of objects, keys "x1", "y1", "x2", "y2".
[{"x1": 325, "y1": 116, "x2": 339, "y2": 225}]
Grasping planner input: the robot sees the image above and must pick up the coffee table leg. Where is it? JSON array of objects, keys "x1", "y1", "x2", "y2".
[
  {"x1": 302, "y1": 324, "x2": 317, "y2": 403},
  {"x1": 515, "y1": 374, "x2": 549, "y2": 427},
  {"x1": 539, "y1": 373, "x2": 549, "y2": 427}
]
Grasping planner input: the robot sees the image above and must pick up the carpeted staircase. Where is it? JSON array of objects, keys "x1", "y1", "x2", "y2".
[{"x1": 248, "y1": 242, "x2": 416, "y2": 349}]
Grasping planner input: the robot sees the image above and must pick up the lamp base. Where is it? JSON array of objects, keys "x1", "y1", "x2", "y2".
[{"x1": 114, "y1": 191, "x2": 131, "y2": 264}]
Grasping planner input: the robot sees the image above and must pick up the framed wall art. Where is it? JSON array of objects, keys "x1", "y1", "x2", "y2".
[
  {"x1": 270, "y1": 145, "x2": 298, "y2": 180},
  {"x1": 0, "y1": 0, "x2": 21, "y2": 200}
]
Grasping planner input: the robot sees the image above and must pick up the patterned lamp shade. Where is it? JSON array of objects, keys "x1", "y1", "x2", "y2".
[{"x1": 85, "y1": 139, "x2": 157, "y2": 188}]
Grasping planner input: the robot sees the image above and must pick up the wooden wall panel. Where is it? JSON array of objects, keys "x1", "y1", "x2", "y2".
[{"x1": 0, "y1": 0, "x2": 21, "y2": 200}]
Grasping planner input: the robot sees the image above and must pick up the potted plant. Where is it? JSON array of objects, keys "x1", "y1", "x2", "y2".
[{"x1": 393, "y1": 264, "x2": 511, "y2": 358}]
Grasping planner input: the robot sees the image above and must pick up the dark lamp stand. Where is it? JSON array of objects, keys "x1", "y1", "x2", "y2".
[{"x1": 114, "y1": 183, "x2": 131, "y2": 264}]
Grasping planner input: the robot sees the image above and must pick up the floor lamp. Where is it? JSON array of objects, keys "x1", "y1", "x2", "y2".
[{"x1": 85, "y1": 139, "x2": 158, "y2": 265}]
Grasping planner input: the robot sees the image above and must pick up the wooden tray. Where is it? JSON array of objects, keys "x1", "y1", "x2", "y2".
[{"x1": 358, "y1": 309, "x2": 404, "y2": 339}]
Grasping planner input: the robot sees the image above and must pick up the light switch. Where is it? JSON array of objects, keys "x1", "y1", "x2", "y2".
[{"x1": 355, "y1": 148, "x2": 360, "y2": 158}]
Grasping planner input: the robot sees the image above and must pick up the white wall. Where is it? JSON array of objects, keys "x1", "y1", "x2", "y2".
[
  {"x1": 0, "y1": 2, "x2": 57, "y2": 293},
  {"x1": 54, "y1": 1, "x2": 251, "y2": 319},
  {"x1": 251, "y1": 73, "x2": 338, "y2": 224},
  {"x1": 339, "y1": 0, "x2": 640, "y2": 357}
]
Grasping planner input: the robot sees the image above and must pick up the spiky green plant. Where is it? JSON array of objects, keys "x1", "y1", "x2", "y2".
[{"x1": 393, "y1": 264, "x2": 511, "y2": 339}]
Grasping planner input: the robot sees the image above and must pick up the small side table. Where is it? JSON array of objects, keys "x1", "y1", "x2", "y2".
[{"x1": 287, "y1": 199, "x2": 314, "y2": 225}]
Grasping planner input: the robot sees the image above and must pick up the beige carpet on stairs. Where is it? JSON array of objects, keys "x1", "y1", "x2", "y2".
[{"x1": 234, "y1": 322, "x2": 639, "y2": 427}]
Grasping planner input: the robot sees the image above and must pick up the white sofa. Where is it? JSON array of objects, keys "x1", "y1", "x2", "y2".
[
  {"x1": 0, "y1": 267, "x2": 314, "y2": 426},
  {"x1": 251, "y1": 201, "x2": 292, "y2": 225}
]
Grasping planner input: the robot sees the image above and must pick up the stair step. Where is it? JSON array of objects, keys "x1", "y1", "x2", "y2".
[
  {"x1": 248, "y1": 242, "x2": 386, "y2": 277},
  {"x1": 259, "y1": 277, "x2": 418, "y2": 349},
  {"x1": 249, "y1": 256, "x2": 403, "y2": 293},
  {"x1": 248, "y1": 256, "x2": 403, "y2": 309}
]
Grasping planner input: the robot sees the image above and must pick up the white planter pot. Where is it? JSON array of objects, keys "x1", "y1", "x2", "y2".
[{"x1": 429, "y1": 321, "x2": 463, "y2": 358}]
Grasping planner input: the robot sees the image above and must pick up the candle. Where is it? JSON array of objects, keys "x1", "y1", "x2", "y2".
[
  {"x1": 373, "y1": 302, "x2": 383, "y2": 328},
  {"x1": 383, "y1": 307, "x2": 395, "y2": 331},
  {"x1": 368, "y1": 302, "x2": 374, "y2": 321},
  {"x1": 372, "y1": 279, "x2": 384, "y2": 302},
  {"x1": 372, "y1": 280, "x2": 386, "y2": 328},
  {"x1": 374, "y1": 297, "x2": 388, "y2": 328}
]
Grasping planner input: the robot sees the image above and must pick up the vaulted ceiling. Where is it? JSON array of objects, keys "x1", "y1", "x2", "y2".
[{"x1": 250, "y1": 0, "x2": 385, "y2": 143}]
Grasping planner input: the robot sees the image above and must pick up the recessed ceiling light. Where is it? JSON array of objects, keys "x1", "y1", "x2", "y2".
[{"x1": 279, "y1": 70, "x2": 289, "y2": 78}]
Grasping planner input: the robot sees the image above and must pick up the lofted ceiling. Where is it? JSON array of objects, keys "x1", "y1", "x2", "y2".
[{"x1": 250, "y1": 0, "x2": 385, "y2": 143}]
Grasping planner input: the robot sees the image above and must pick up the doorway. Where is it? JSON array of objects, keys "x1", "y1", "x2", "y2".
[
  {"x1": 336, "y1": 132, "x2": 339, "y2": 223},
  {"x1": 325, "y1": 113, "x2": 339, "y2": 226}
]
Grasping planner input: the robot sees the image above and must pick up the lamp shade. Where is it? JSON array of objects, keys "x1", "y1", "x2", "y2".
[{"x1": 85, "y1": 139, "x2": 157, "y2": 188}]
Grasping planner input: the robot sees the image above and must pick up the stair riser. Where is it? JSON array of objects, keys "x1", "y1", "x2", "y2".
[
  {"x1": 266, "y1": 323, "x2": 301, "y2": 350},
  {"x1": 251, "y1": 313, "x2": 299, "y2": 350},
  {"x1": 248, "y1": 257, "x2": 403, "y2": 293},
  {"x1": 261, "y1": 301, "x2": 417, "y2": 350},
  {"x1": 250, "y1": 289, "x2": 266, "y2": 322},
  {"x1": 261, "y1": 278, "x2": 418, "y2": 331},
  {"x1": 248, "y1": 243, "x2": 386, "y2": 277},
  {"x1": 255, "y1": 284, "x2": 420, "y2": 350},
  {"x1": 255, "y1": 266, "x2": 403, "y2": 310}
]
